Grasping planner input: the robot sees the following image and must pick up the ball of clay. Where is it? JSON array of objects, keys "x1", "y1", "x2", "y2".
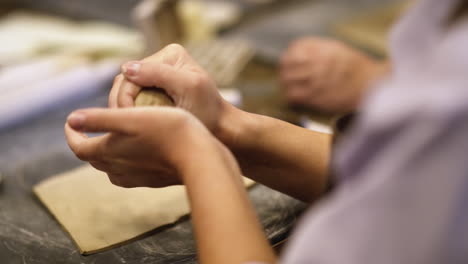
[{"x1": 135, "y1": 88, "x2": 174, "y2": 107}]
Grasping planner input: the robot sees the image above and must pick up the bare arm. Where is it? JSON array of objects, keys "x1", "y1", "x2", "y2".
[
  {"x1": 216, "y1": 103, "x2": 332, "y2": 202},
  {"x1": 115, "y1": 44, "x2": 331, "y2": 202},
  {"x1": 65, "y1": 107, "x2": 277, "y2": 264},
  {"x1": 280, "y1": 37, "x2": 390, "y2": 113},
  {"x1": 181, "y1": 140, "x2": 277, "y2": 264}
]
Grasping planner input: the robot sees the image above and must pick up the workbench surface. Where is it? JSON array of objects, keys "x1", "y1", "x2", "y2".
[{"x1": 0, "y1": 89, "x2": 307, "y2": 264}]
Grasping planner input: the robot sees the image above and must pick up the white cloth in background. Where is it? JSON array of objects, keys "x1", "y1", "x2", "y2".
[
  {"x1": 0, "y1": 59, "x2": 119, "y2": 130},
  {"x1": 0, "y1": 11, "x2": 143, "y2": 65},
  {"x1": 0, "y1": 11, "x2": 145, "y2": 130}
]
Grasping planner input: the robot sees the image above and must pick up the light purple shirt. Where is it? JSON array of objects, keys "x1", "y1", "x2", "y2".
[{"x1": 282, "y1": 0, "x2": 468, "y2": 263}]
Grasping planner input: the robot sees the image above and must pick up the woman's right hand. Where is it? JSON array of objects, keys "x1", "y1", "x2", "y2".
[
  {"x1": 110, "y1": 44, "x2": 226, "y2": 133},
  {"x1": 108, "y1": 44, "x2": 332, "y2": 203},
  {"x1": 65, "y1": 106, "x2": 239, "y2": 188}
]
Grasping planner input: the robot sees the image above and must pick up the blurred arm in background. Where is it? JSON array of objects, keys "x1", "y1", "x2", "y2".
[{"x1": 280, "y1": 37, "x2": 390, "y2": 114}]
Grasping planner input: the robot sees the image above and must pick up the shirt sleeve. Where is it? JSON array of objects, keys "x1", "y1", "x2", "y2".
[
  {"x1": 281, "y1": 90, "x2": 468, "y2": 264},
  {"x1": 281, "y1": 0, "x2": 468, "y2": 261}
]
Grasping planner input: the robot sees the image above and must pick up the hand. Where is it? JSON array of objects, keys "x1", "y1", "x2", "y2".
[
  {"x1": 64, "y1": 107, "x2": 222, "y2": 188},
  {"x1": 110, "y1": 44, "x2": 226, "y2": 133},
  {"x1": 280, "y1": 37, "x2": 388, "y2": 113}
]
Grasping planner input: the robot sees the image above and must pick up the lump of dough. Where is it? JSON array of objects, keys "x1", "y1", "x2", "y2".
[{"x1": 134, "y1": 88, "x2": 174, "y2": 107}]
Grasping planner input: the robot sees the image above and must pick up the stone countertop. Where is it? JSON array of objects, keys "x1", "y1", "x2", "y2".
[{"x1": 0, "y1": 71, "x2": 306, "y2": 264}]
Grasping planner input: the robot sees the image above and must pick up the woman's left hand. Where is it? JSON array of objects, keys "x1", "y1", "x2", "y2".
[
  {"x1": 110, "y1": 44, "x2": 226, "y2": 133},
  {"x1": 65, "y1": 106, "x2": 221, "y2": 188}
]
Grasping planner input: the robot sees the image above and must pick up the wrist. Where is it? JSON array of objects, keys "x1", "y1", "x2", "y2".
[
  {"x1": 171, "y1": 105, "x2": 245, "y2": 184},
  {"x1": 176, "y1": 137, "x2": 242, "y2": 185},
  {"x1": 213, "y1": 102, "x2": 248, "y2": 150},
  {"x1": 213, "y1": 101, "x2": 265, "y2": 156}
]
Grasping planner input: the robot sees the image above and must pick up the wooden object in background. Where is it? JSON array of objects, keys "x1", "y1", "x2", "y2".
[
  {"x1": 333, "y1": 1, "x2": 412, "y2": 56},
  {"x1": 133, "y1": 0, "x2": 254, "y2": 88}
]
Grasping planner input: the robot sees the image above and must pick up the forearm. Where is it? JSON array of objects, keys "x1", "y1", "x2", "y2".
[
  {"x1": 180, "y1": 141, "x2": 276, "y2": 264},
  {"x1": 217, "y1": 103, "x2": 332, "y2": 202}
]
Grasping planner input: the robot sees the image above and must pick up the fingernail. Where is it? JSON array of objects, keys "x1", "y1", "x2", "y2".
[
  {"x1": 122, "y1": 61, "x2": 141, "y2": 77},
  {"x1": 67, "y1": 112, "x2": 86, "y2": 130}
]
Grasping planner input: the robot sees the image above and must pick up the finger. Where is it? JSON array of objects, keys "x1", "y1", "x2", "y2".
[
  {"x1": 122, "y1": 61, "x2": 193, "y2": 96},
  {"x1": 107, "y1": 173, "x2": 125, "y2": 187},
  {"x1": 280, "y1": 67, "x2": 318, "y2": 91},
  {"x1": 108, "y1": 173, "x2": 143, "y2": 188},
  {"x1": 106, "y1": 166, "x2": 179, "y2": 188},
  {"x1": 280, "y1": 66, "x2": 315, "y2": 83},
  {"x1": 108, "y1": 171, "x2": 179, "y2": 188},
  {"x1": 282, "y1": 59, "x2": 328, "y2": 87},
  {"x1": 89, "y1": 161, "x2": 111, "y2": 172},
  {"x1": 65, "y1": 123, "x2": 106, "y2": 161},
  {"x1": 280, "y1": 51, "x2": 310, "y2": 69},
  {"x1": 285, "y1": 85, "x2": 310, "y2": 104},
  {"x1": 109, "y1": 74, "x2": 124, "y2": 108},
  {"x1": 90, "y1": 162, "x2": 127, "y2": 179},
  {"x1": 66, "y1": 108, "x2": 138, "y2": 134},
  {"x1": 117, "y1": 79, "x2": 141, "y2": 108},
  {"x1": 281, "y1": 42, "x2": 336, "y2": 70},
  {"x1": 144, "y1": 43, "x2": 190, "y2": 65}
]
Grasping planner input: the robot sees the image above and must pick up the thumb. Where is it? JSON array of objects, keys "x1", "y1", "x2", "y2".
[
  {"x1": 67, "y1": 108, "x2": 137, "y2": 134},
  {"x1": 121, "y1": 60, "x2": 190, "y2": 96}
]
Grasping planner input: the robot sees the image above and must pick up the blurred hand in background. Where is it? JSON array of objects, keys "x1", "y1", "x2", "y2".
[{"x1": 279, "y1": 37, "x2": 389, "y2": 114}]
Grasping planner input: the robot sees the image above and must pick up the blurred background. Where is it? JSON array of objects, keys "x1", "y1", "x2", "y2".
[{"x1": 0, "y1": 0, "x2": 406, "y2": 163}]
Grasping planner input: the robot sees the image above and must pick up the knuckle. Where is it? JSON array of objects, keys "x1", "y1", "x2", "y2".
[
  {"x1": 191, "y1": 73, "x2": 209, "y2": 88},
  {"x1": 108, "y1": 174, "x2": 121, "y2": 186},
  {"x1": 90, "y1": 161, "x2": 111, "y2": 173},
  {"x1": 121, "y1": 182, "x2": 137, "y2": 188},
  {"x1": 171, "y1": 109, "x2": 194, "y2": 129},
  {"x1": 108, "y1": 174, "x2": 135, "y2": 188},
  {"x1": 108, "y1": 174, "x2": 125, "y2": 186},
  {"x1": 90, "y1": 161, "x2": 103, "y2": 171},
  {"x1": 75, "y1": 144, "x2": 103, "y2": 162},
  {"x1": 75, "y1": 148, "x2": 90, "y2": 161},
  {"x1": 165, "y1": 43, "x2": 185, "y2": 54}
]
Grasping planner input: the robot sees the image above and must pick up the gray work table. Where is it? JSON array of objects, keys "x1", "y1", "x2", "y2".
[{"x1": 0, "y1": 88, "x2": 306, "y2": 264}]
